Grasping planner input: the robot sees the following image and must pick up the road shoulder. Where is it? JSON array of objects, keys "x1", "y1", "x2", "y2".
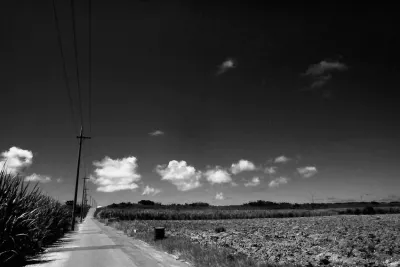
[{"x1": 93, "y1": 219, "x2": 191, "y2": 267}]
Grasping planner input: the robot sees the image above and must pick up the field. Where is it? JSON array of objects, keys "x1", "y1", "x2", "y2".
[
  {"x1": 0, "y1": 170, "x2": 75, "y2": 266},
  {"x1": 98, "y1": 209, "x2": 400, "y2": 266},
  {"x1": 97, "y1": 206, "x2": 400, "y2": 221}
]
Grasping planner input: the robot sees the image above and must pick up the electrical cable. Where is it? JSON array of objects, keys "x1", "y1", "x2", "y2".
[
  {"x1": 88, "y1": 0, "x2": 92, "y2": 136},
  {"x1": 52, "y1": 0, "x2": 79, "y2": 135},
  {"x1": 70, "y1": 0, "x2": 84, "y2": 128}
]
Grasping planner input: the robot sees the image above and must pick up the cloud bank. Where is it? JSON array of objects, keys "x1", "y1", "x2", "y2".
[
  {"x1": 244, "y1": 177, "x2": 260, "y2": 187},
  {"x1": 205, "y1": 166, "x2": 232, "y2": 185},
  {"x1": 304, "y1": 60, "x2": 348, "y2": 89},
  {"x1": 91, "y1": 156, "x2": 141, "y2": 192},
  {"x1": 216, "y1": 58, "x2": 236, "y2": 75},
  {"x1": 269, "y1": 177, "x2": 289, "y2": 188},
  {"x1": 142, "y1": 185, "x2": 161, "y2": 196},
  {"x1": 297, "y1": 166, "x2": 318, "y2": 178},
  {"x1": 305, "y1": 61, "x2": 347, "y2": 76},
  {"x1": 0, "y1": 146, "x2": 33, "y2": 175},
  {"x1": 230, "y1": 159, "x2": 256, "y2": 174},
  {"x1": 274, "y1": 156, "x2": 290, "y2": 164},
  {"x1": 156, "y1": 160, "x2": 202, "y2": 191},
  {"x1": 149, "y1": 130, "x2": 164, "y2": 136},
  {"x1": 264, "y1": 166, "x2": 277, "y2": 174},
  {"x1": 215, "y1": 192, "x2": 224, "y2": 200},
  {"x1": 25, "y1": 173, "x2": 51, "y2": 183}
]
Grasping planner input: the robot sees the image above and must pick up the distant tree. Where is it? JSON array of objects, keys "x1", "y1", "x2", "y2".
[
  {"x1": 243, "y1": 200, "x2": 277, "y2": 207},
  {"x1": 293, "y1": 203, "x2": 301, "y2": 209},
  {"x1": 189, "y1": 202, "x2": 210, "y2": 207},
  {"x1": 65, "y1": 200, "x2": 74, "y2": 206},
  {"x1": 138, "y1": 200, "x2": 155, "y2": 205}
]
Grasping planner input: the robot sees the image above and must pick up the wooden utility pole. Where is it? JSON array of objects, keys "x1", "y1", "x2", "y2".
[
  {"x1": 80, "y1": 177, "x2": 89, "y2": 222},
  {"x1": 83, "y1": 188, "x2": 89, "y2": 211},
  {"x1": 309, "y1": 191, "x2": 316, "y2": 210},
  {"x1": 71, "y1": 126, "x2": 91, "y2": 231}
]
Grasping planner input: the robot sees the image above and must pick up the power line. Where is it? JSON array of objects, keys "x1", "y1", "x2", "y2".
[
  {"x1": 70, "y1": 0, "x2": 84, "y2": 127},
  {"x1": 88, "y1": 0, "x2": 92, "y2": 136},
  {"x1": 52, "y1": 0, "x2": 79, "y2": 135}
]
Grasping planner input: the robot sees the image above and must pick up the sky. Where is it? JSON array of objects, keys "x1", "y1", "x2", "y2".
[{"x1": 1, "y1": 1, "x2": 399, "y2": 206}]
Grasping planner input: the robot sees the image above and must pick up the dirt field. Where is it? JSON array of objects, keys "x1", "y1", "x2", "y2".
[{"x1": 113, "y1": 214, "x2": 400, "y2": 266}]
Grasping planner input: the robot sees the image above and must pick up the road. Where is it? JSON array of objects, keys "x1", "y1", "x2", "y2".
[{"x1": 28, "y1": 208, "x2": 190, "y2": 267}]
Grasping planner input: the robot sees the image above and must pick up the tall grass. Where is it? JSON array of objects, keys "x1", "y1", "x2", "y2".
[
  {"x1": 97, "y1": 206, "x2": 400, "y2": 221},
  {"x1": 98, "y1": 208, "x2": 316, "y2": 220},
  {"x1": 0, "y1": 170, "x2": 71, "y2": 266}
]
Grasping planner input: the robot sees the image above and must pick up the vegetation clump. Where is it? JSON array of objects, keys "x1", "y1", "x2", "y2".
[
  {"x1": 215, "y1": 226, "x2": 226, "y2": 233},
  {"x1": 0, "y1": 170, "x2": 72, "y2": 266}
]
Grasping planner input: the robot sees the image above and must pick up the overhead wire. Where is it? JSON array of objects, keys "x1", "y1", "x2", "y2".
[
  {"x1": 70, "y1": 0, "x2": 84, "y2": 128},
  {"x1": 88, "y1": 0, "x2": 92, "y2": 136},
  {"x1": 52, "y1": 0, "x2": 79, "y2": 135},
  {"x1": 53, "y1": 0, "x2": 95, "y2": 215},
  {"x1": 87, "y1": 0, "x2": 93, "y2": 184}
]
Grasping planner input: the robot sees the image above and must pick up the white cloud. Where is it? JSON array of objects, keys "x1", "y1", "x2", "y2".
[
  {"x1": 149, "y1": 130, "x2": 164, "y2": 136},
  {"x1": 230, "y1": 159, "x2": 256, "y2": 174},
  {"x1": 264, "y1": 166, "x2": 277, "y2": 174},
  {"x1": 205, "y1": 167, "x2": 232, "y2": 184},
  {"x1": 297, "y1": 166, "x2": 318, "y2": 178},
  {"x1": 142, "y1": 185, "x2": 161, "y2": 196},
  {"x1": 311, "y1": 74, "x2": 332, "y2": 88},
  {"x1": 231, "y1": 181, "x2": 238, "y2": 187},
  {"x1": 303, "y1": 60, "x2": 347, "y2": 89},
  {"x1": 215, "y1": 192, "x2": 224, "y2": 200},
  {"x1": 91, "y1": 156, "x2": 141, "y2": 192},
  {"x1": 269, "y1": 177, "x2": 289, "y2": 188},
  {"x1": 305, "y1": 61, "x2": 348, "y2": 76},
  {"x1": 274, "y1": 156, "x2": 290, "y2": 164},
  {"x1": 0, "y1": 146, "x2": 33, "y2": 175},
  {"x1": 25, "y1": 173, "x2": 51, "y2": 183},
  {"x1": 156, "y1": 160, "x2": 201, "y2": 191},
  {"x1": 216, "y1": 58, "x2": 237, "y2": 75},
  {"x1": 56, "y1": 178, "x2": 63, "y2": 183},
  {"x1": 244, "y1": 177, "x2": 260, "y2": 187}
]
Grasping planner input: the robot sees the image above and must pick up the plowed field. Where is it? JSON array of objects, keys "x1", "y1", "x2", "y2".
[{"x1": 114, "y1": 214, "x2": 400, "y2": 266}]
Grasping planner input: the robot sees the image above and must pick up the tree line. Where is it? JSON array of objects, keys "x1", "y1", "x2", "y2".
[{"x1": 104, "y1": 199, "x2": 400, "y2": 210}]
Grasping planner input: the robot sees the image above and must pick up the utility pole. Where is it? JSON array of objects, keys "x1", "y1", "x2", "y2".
[
  {"x1": 82, "y1": 188, "x2": 89, "y2": 221},
  {"x1": 308, "y1": 191, "x2": 316, "y2": 210},
  {"x1": 80, "y1": 177, "x2": 89, "y2": 222},
  {"x1": 71, "y1": 126, "x2": 91, "y2": 231}
]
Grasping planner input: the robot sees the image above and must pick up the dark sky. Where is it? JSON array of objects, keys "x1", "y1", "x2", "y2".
[{"x1": 1, "y1": 1, "x2": 399, "y2": 205}]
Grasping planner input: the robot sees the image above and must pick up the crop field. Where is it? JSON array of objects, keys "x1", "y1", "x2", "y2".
[
  {"x1": 97, "y1": 206, "x2": 400, "y2": 221},
  {"x1": 0, "y1": 170, "x2": 72, "y2": 266},
  {"x1": 104, "y1": 213, "x2": 400, "y2": 266}
]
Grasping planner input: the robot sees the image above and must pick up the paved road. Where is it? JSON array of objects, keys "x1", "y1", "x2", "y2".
[{"x1": 29, "y1": 208, "x2": 189, "y2": 267}]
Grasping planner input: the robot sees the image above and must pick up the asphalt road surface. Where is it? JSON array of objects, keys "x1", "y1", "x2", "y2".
[{"x1": 28, "y1": 208, "x2": 189, "y2": 267}]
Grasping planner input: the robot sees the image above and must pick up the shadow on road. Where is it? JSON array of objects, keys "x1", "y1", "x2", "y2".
[{"x1": 23, "y1": 234, "x2": 78, "y2": 266}]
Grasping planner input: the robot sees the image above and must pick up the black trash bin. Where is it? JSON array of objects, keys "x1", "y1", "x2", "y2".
[{"x1": 154, "y1": 227, "x2": 165, "y2": 240}]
